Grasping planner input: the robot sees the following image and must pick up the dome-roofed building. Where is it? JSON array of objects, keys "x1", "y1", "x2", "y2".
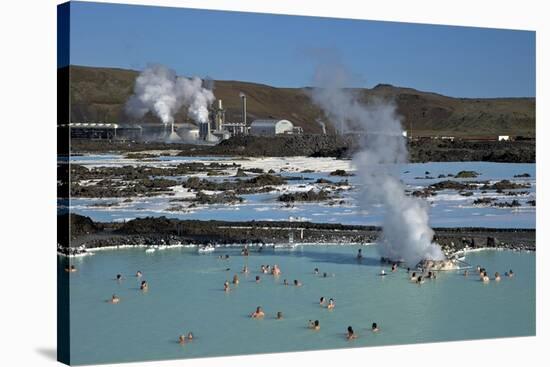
[{"x1": 249, "y1": 119, "x2": 294, "y2": 136}]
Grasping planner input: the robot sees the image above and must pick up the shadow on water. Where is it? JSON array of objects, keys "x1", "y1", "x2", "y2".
[{"x1": 36, "y1": 348, "x2": 57, "y2": 361}]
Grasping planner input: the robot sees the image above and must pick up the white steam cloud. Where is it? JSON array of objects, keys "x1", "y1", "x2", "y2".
[
  {"x1": 310, "y1": 61, "x2": 444, "y2": 266},
  {"x1": 125, "y1": 64, "x2": 215, "y2": 126}
]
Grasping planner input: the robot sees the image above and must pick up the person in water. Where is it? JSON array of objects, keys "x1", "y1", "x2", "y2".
[
  {"x1": 187, "y1": 332, "x2": 194, "y2": 341},
  {"x1": 178, "y1": 335, "x2": 186, "y2": 345},
  {"x1": 346, "y1": 326, "x2": 357, "y2": 340},
  {"x1": 320, "y1": 297, "x2": 326, "y2": 306},
  {"x1": 327, "y1": 298, "x2": 335, "y2": 310},
  {"x1": 65, "y1": 265, "x2": 77, "y2": 273},
  {"x1": 294, "y1": 279, "x2": 302, "y2": 287},
  {"x1": 482, "y1": 271, "x2": 490, "y2": 282},
  {"x1": 357, "y1": 249, "x2": 363, "y2": 259},
  {"x1": 309, "y1": 320, "x2": 320, "y2": 331},
  {"x1": 255, "y1": 275, "x2": 261, "y2": 283},
  {"x1": 391, "y1": 264, "x2": 397, "y2": 272},
  {"x1": 242, "y1": 265, "x2": 249, "y2": 274},
  {"x1": 276, "y1": 311, "x2": 283, "y2": 320},
  {"x1": 136, "y1": 270, "x2": 142, "y2": 278},
  {"x1": 463, "y1": 270, "x2": 469, "y2": 277},
  {"x1": 116, "y1": 274, "x2": 123, "y2": 281},
  {"x1": 109, "y1": 294, "x2": 120, "y2": 304},
  {"x1": 283, "y1": 279, "x2": 289, "y2": 286},
  {"x1": 410, "y1": 272, "x2": 417, "y2": 281},
  {"x1": 272, "y1": 265, "x2": 281, "y2": 276},
  {"x1": 251, "y1": 306, "x2": 265, "y2": 319},
  {"x1": 406, "y1": 267, "x2": 411, "y2": 274},
  {"x1": 232, "y1": 274, "x2": 239, "y2": 285},
  {"x1": 416, "y1": 276, "x2": 424, "y2": 284},
  {"x1": 224, "y1": 281, "x2": 230, "y2": 292},
  {"x1": 314, "y1": 268, "x2": 319, "y2": 275},
  {"x1": 140, "y1": 280, "x2": 148, "y2": 291},
  {"x1": 508, "y1": 269, "x2": 514, "y2": 278},
  {"x1": 476, "y1": 265, "x2": 481, "y2": 273},
  {"x1": 380, "y1": 269, "x2": 386, "y2": 276},
  {"x1": 494, "y1": 272, "x2": 501, "y2": 281},
  {"x1": 371, "y1": 322, "x2": 379, "y2": 332}
]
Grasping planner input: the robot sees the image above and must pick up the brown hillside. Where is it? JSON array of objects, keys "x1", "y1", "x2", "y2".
[{"x1": 68, "y1": 65, "x2": 535, "y2": 137}]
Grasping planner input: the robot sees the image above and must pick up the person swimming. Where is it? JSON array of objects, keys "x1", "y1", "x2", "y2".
[
  {"x1": 178, "y1": 335, "x2": 186, "y2": 345},
  {"x1": 187, "y1": 332, "x2": 194, "y2": 341},
  {"x1": 309, "y1": 320, "x2": 320, "y2": 331},
  {"x1": 65, "y1": 265, "x2": 77, "y2": 273},
  {"x1": 320, "y1": 297, "x2": 326, "y2": 306},
  {"x1": 391, "y1": 264, "x2": 397, "y2": 272},
  {"x1": 327, "y1": 298, "x2": 335, "y2": 310},
  {"x1": 116, "y1": 274, "x2": 123, "y2": 281},
  {"x1": 276, "y1": 311, "x2": 283, "y2": 320},
  {"x1": 294, "y1": 279, "x2": 302, "y2": 287},
  {"x1": 357, "y1": 249, "x2": 363, "y2": 259},
  {"x1": 224, "y1": 281, "x2": 230, "y2": 292},
  {"x1": 406, "y1": 267, "x2": 411, "y2": 274},
  {"x1": 251, "y1": 306, "x2": 265, "y2": 319},
  {"x1": 508, "y1": 269, "x2": 514, "y2": 278},
  {"x1": 242, "y1": 265, "x2": 249, "y2": 274},
  {"x1": 232, "y1": 274, "x2": 239, "y2": 285},
  {"x1": 255, "y1": 275, "x2": 261, "y2": 283},
  {"x1": 241, "y1": 247, "x2": 249, "y2": 256},
  {"x1": 314, "y1": 268, "x2": 319, "y2": 275},
  {"x1": 416, "y1": 276, "x2": 424, "y2": 284},
  {"x1": 136, "y1": 270, "x2": 142, "y2": 278},
  {"x1": 410, "y1": 272, "x2": 417, "y2": 281},
  {"x1": 140, "y1": 280, "x2": 148, "y2": 291},
  {"x1": 323, "y1": 272, "x2": 328, "y2": 278},
  {"x1": 272, "y1": 265, "x2": 281, "y2": 276},
  {"x1": 371, "y1": 322, "x2": 379, "y2": 332},
  {"x1": 495, "y1": 272, "x2": 501, "y2": 281},
  {"x1": 482, "y1": 271, "x2": 490, "y2": 282},
  {"x1": 109, "y1": 294, "x2": 120, "y2": 304},
  {"x1": 346, "y1": 326, "x2": 357, "y2": 340},
  {"x1": 283, "y1": 279, "x2": 289, "y2": 286}
]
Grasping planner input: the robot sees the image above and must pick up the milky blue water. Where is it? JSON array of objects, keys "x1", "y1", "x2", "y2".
[
  {"x1": 70, "y1": 155, "x2": 536, "y2": 228},
  {"x1": 62, "y1": 245, "x2": 535, "y2": 365}
]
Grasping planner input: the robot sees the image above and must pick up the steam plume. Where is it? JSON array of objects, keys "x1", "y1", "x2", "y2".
[
  {"x1": 125, "y1": 64, "x2": 215, "y2": 128},
  {"x1": 310, "y1": 61, "x2": 444, "y2": 266}
]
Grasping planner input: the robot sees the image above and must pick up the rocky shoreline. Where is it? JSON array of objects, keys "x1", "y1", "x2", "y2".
[
  {"x1": 70, "y1": 135, "x2": 536, "y2": 163},
  {"x1": 59, "y1": 214, "x2": 536, "y2": 256}
]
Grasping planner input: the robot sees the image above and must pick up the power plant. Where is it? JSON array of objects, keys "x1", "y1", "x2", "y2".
[{"x1": 65, "y1": 91, "x2": 303, "y2": 142}]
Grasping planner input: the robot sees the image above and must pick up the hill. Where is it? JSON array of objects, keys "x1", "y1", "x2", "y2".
[{"x1": 67, "y1": 65, "x2": 535, "y2": 137}]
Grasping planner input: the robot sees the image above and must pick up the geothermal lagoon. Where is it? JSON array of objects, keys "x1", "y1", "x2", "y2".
[
  {"x1": 63, "y1": 245, "x2": 535, "y2": 365},
  {"x1": 62, "y1": 153, "x2": 536, "y2": 364}
]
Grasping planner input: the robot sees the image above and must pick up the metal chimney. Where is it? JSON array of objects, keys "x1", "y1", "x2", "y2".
[{"x1": 240, "y1": 93, "x2": 247, "y2": 127}]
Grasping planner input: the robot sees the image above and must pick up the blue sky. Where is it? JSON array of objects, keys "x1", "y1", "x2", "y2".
[{"x1": 66, "y1": 1, "x2": 535, "y2": 98}]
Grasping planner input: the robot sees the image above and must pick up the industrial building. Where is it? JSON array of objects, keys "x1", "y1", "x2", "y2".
[
  {"x1": 62, "y1": 123, "x2": 143, "y2": 140},
  {"x1": 249, "y1": 119, "x2": 295, "y2": 136}
]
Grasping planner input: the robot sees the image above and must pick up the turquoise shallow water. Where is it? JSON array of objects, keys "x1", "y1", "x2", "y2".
[{"x1": 61, "y1": 245, "x2": 535, "y2": 365}]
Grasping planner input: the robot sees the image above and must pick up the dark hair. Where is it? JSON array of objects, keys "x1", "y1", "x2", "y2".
[
  {"x1": 314, "y1": 320, "x2": 319, "y2": 326},
  {"x1": 372, "y1": 322, "x2": 378, "y2": 329},
  {"x1": 412, "y1": 272, "x2": 416, "y2": 277},
  {"x1": 347, "y1": 326, "x2": 354, "y2": 333},
  {"x1": 256, "y1": 276, "x2": 260, "y2": 280}
]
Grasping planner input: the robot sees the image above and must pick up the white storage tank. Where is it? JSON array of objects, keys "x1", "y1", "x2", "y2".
[{"x1": 250, "y1": 119, "x2": 294, "y2": 136}]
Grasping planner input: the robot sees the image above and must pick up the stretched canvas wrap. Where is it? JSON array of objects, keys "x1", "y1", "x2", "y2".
[{"x1": 57, "y1": 1, "x2": 536, "y2": 365}]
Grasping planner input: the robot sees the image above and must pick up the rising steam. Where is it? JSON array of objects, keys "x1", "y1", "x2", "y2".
[
  {"x1": 310, "y1": 61, "x2": 444, "y2": 266},
  {"x1": 125, "y1": 64, "x2": 215, "y2": 128}
]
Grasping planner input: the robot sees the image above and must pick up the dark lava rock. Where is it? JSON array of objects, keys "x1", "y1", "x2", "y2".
[
  {"x1": 473, "y1": 197, "x2": 496, "y2": 206},
  {"x1": 493, "y1": 200, "x2": 521, "y2": 208},
  {"x1": 455, "y1": 170, "x2": 480, "y2": 178},
  {"x1": 430, "y1": 180, "x2": 477, "y2": 191},
  {"x1": 329, "y1": 169, "x2": 353, "y2": 177},
  {"x1": 278, "y1": 189, "x2": 332, "y2": 202}
]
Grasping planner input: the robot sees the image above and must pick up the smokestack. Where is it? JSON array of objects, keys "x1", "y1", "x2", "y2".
[{"x1": 240, "y1": 93, "x2": 247, "y2": 128}]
